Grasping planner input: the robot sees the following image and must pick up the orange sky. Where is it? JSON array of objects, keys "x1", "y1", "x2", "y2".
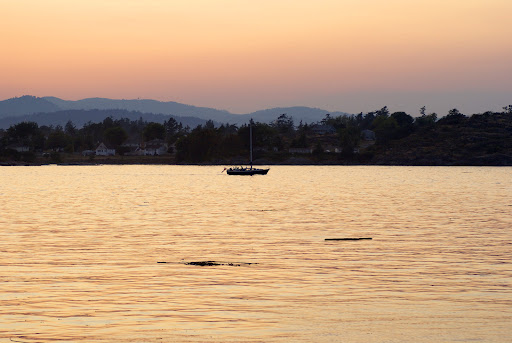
[{"x1": 1, "y1": 0, "x2": 511, "y2": 115}]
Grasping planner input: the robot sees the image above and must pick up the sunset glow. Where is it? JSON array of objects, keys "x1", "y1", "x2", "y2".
[{"x1": 2, "y1": 0, "x2": 511, "y2": 114}]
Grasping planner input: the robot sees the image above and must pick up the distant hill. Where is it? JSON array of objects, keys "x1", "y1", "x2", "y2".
[
  {"x1": 43, "y1": 97, "x2": 235, "y2": 123},
  {"x1": 0, "y1": 96, "x2": 351, "y2": 127},
  {"x1": 0, "y1": 96, "x2": 60, "y2": 118},
  {"x1": 0, "y1": 109, "x2": 209, "y2": 130},
  {"x1": 236, "y1": 107, "x2": 349, "y2": 125}
]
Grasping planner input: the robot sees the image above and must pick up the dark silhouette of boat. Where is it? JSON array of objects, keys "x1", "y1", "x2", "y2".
[
  {"x1": 226, "y1": 166, "x2": 269, "y2": 175},
  {"x1": 224, "y1": 119, "x2": 269, "y2": 176}
]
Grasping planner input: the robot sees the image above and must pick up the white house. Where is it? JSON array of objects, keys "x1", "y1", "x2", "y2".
[
  {"x1": 143, "y1": 139, "x2": 168, "y2": 155},
  {"x1": 95, "y1": 142, "x2": 115, "y2": 156}
]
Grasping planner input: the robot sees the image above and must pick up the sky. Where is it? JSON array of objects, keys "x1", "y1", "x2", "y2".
[{"x1": 1, "y1": 0, "x2": 511, "y2": 116}]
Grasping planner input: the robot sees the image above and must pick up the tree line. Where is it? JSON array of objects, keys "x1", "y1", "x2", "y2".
[
  {"x1": 0, "y1": 116, "x2": 186, "y2": 162},
  {"x1": 1, "y1": 105, "x2": 511, "y2": 164}
]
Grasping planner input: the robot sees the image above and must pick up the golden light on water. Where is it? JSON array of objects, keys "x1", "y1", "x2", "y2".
[{"x1": 1, "y1": 165, "x2": 511, "y2": 342}]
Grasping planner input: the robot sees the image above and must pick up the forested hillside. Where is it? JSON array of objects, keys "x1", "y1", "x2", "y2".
[{"x1": 1, "y1": 106, "x2": 511, "y2": 166}]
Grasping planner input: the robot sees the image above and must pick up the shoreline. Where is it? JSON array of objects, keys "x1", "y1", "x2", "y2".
[
  {"x1": 2, "y1": 151, "x2": 512, "y2": 167},
  {"x1": 2, "y1": 160, "x2": 511, "y2": 167}
]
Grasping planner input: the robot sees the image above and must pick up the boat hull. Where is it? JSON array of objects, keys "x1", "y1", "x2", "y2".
[
  {"x1": 226, "y1": 168, "x2": 269, "y2": 175},
  {"x1": 225, "y1": 119, "x2": 269, "y2": 176}
]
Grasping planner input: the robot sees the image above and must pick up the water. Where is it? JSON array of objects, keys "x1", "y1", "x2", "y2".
[{"x1": 0, "y1": 165, "x2": 511, "y2": 342}]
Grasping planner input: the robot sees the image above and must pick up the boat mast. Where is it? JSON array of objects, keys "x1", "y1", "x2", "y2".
[{"x1": 249, "y1": 119, "x2": 253, "y2": 169}]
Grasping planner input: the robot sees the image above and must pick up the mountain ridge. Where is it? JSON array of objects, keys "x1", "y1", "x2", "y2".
[
  {"x1": 0, "y1": 109, "x2": 209, "y2": 130},
  {"x1": 0, "y1": 96, "x2": 61, "y2": 117},
  {"x1": 0, "y1": 96, "x2": 350, "y2": 127}
]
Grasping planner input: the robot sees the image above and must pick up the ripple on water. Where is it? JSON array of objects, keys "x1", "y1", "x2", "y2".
[{"x1": 0, "y1": 165, "x2": 511, "y2": 342}]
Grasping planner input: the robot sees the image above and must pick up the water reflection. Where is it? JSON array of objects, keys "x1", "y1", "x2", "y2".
[{"x1": 0, "y1": 166, "x2": 511, "y2": 342}]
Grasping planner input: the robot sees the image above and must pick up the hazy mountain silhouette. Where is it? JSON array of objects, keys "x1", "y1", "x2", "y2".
[
  {"x1": 0, "y1": 95, "x2": 60, "y2": 117},
  {"x1": 0, "y1": 109, "x2": 209, "y2": 130},
  {"x1": 0, "y1": 96, "x2": 350, "y2": 127},
  {"x1": 43, "y1": 97, "x2": 235, "y2": 122},
  {"x1": 236, "y1": 107, "x2": 349, "y2": 124}
]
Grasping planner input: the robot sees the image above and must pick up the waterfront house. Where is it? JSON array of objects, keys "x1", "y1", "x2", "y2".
[
  {"x1": 95, "y1": 142, "x2": 115, "y2": 156},
  {"x1": 142, "y1": 139, "x2": 168, "y2": 155}
]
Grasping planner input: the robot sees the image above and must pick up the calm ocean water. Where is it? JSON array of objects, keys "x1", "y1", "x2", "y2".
[{"x1": 0, "y1": 165, "x2": 511, "y2": 342}]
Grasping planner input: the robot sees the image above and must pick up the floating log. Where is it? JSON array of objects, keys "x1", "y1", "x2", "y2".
[
  {"x1": 325, "y1": 237, "x2": 372, "y2": 241},
  {"x1": 186, "y1": 261, "x2": 223, "y2": 266},
  {"x1": 185, "y1": 261, "x2": 256, "y2": 267},
  {"x1": 157, "y1": 261, "x2": 256, "y2": 266}
]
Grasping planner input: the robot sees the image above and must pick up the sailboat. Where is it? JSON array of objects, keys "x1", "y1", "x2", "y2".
[{"x1": 225, "y1": 119, "x2": 269, "y2": 176}]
